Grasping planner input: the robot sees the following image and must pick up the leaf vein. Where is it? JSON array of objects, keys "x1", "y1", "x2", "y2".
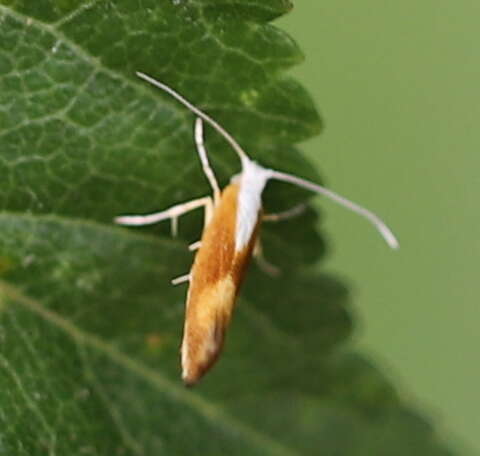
[{"x1": 0, "y1": 280, "x2": 298, "y2": 456}]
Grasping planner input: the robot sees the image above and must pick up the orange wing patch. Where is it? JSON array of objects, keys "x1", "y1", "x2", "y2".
[{"x1": 181, "y1": 182, "x2": 260, "y2": 385}]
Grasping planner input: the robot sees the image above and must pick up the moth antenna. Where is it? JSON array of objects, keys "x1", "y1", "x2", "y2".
[
  {"x1": 136, "y1": 72, "x2": 249, "y2": 166},
  {"x1": 267, "y1": 170, "x2": 399, "y2": 249}
]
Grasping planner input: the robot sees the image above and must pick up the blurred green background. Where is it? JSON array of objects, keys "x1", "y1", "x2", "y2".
[{"x1": 280, "y1": 2, "x2": 479, "y2": 453}]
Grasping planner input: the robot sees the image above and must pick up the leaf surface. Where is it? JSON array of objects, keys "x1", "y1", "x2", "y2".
[{"x1": 0, "y1": 1, "x2": 456, "y2": 454}]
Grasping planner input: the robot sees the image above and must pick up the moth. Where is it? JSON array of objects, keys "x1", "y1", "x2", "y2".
[{"x1": 115, "y1": 72, "x2": 399, "y2": 386}]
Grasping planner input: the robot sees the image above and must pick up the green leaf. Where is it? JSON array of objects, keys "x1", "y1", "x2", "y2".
[{"x1": 0, "y1": 1, "x2": 457, "y2": 454}]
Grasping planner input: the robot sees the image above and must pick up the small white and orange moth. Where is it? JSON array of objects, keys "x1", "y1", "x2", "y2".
[{"x1": 115, "y1": 72, "x2": 399, "y2": 386}]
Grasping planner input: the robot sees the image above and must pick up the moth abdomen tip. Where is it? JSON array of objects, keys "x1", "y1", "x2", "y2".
[{"x1": 182, "y1": 376, "x2": 197, "y2": 388}]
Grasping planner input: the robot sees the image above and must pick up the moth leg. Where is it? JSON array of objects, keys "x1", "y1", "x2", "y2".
[
  {"x1": 195, "y1": 118, "x2": 221, "y2": 205},
  {"x1": 262, "y1": 203, "x2": 307, "y2": 222},
  {"x1": 253, "y1": 240, "x2": 281, "y2": 277},
  {"x1": 186, "y1": 194, "x2": 216, "y2": 251},
  {"x1": 203, "y1": 196, "x2": 214, "y2": 228},
  {"x1": 171, "y1": 274, "x2": 190, "y2": 285},
  {"x1": 184, "y1": 187, "x2": 215, "y2": 250},
  {"x1": 188, "y1": 241, "x2": 202, "y2": 251},
  {"x1": 114, "y1": 196, "x2": 213, "y2": 237}
]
